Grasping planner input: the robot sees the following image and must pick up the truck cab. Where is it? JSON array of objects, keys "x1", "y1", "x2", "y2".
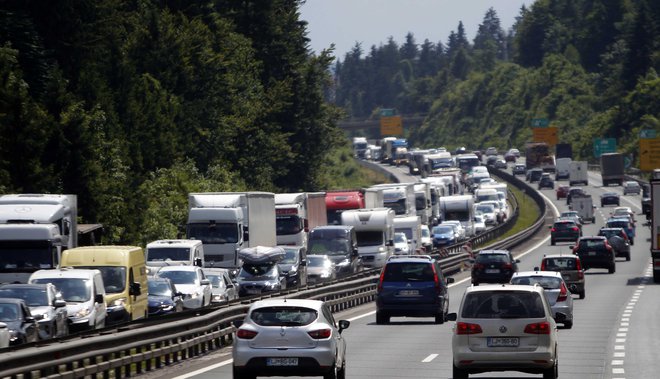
[
  {"x1": 341, "y1": 208, "x2": 395, "y2": 269},
  {"x1": 145, "y1": 239, "x2": 204, "y2": 275}
]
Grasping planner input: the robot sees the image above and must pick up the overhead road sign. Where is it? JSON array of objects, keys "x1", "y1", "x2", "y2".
[
  {"x1": 532, "y1": 126, "x2": 558, "y2": 145},
  {"x1": 380, "y1": 115, "x2": 403, "y2": 137},
  {"x1": 640, "y1": 129, "x2": 657, "y2": 139},
  {"x1": 640, "y1": 138, "x2": 660, "y2": 171},
  {"x1": 531, "y1": 118, "x2": 550, "y2": 127},
  {"x1": 380, "y1": 108, "x2": 396, "y2": 117},
  {"x1": 593, "y1": 138, "x2": 616, "y2": 158}
]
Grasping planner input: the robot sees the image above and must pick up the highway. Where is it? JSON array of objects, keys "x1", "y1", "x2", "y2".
[{"x1": 138, "y1": 163, "x2": 655, "y2": 379}]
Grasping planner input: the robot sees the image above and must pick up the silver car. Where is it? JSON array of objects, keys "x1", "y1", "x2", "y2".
[
  {"x1": 448, "y1": 284, "x2": 563, "y2": 379},
  {"x1": 306, "y1": 255, "x2": 337, "y2": 284},
  {"x1": 155, "y1": 266, "x2": 211, "y2": 309},
  {"x1": 202, "y1": 268, "x2": 239, "y2": 304},
  {"x1": 233, "y1": 299, "x2": 350, "y2": 378},
  {"x1": 0, "y1": 283, "x2": 69, "y2": 339},
  {"x1": 511, "y1": 271, "x2": 574, "y2": 329}
]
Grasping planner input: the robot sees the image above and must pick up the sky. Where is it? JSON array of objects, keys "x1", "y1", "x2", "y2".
[{"x1": 299, "y1": 0, "x2": 537, "y2": 60}]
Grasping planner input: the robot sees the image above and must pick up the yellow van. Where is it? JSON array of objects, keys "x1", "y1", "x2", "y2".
[{"x1": 61, "y1": 246, "x2": 148, "y2": 324}]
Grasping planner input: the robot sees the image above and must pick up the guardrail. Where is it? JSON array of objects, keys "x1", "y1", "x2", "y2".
[{"x1": 0, "y1": 165, "x2": 550, "y2": 379}]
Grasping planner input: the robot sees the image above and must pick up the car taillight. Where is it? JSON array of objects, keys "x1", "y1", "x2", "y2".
[
  {"x1": 524, "y1": 322, "x2": 551, "y2": 334},
  {"x1": 377, "y1": 267, "x2": 386, "y2": 292},
  {"x1": 572, "y1": 227, "x2": 579, "y2": 232},
  {"x1": 474, "y1": 263, "x2": 485, "y2": 270},
  {"x1": 540, "y1": 261, "x2": 546, "y2": 271},
  {"x1": 557, "y1": 282, "x2": 568, "y2": 302},
  {"x1": 551, "y1": 228, "x2": 556, "y2": 232},
  {"x1": 456, "y1": 322, "x2": 483, "y2": 335},
  {"x1": 308, "y1": 329, "x2": 332, "y2": 339},
  {"x1": 432, "y1": 264, "x2": 440, "y2": 291},
  {"x1": 502, "y1": 263, "x2": 512, "y2": 269},
  {"x1": 237, "y1": 329, "x2": 258, "y2": 339}
]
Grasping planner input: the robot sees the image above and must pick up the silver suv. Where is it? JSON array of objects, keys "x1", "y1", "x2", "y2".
[{"x1": 448, "y1": 284, "x2": 564, "y2": 379}]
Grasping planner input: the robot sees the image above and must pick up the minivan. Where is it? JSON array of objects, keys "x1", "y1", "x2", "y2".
[
  {"x1": 308, "y1": 225, "x2": 361, "y2": 276},
  {"x1": 61, "y1": 246, "x2": 148, "y2": 324},
  {"x1": 29, "y1": 268, "x2": 107, "y2": 332}
]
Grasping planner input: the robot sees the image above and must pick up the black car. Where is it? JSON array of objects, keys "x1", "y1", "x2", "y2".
[
  {"x1": 567, "y1": 187, "x2": 586, "y2": 205},
  {"x1": 526, "y1": 168, "x2": 543, "y2": 182},
  {"x1": 571, "y1": 236, "x2": 615, "y2": 273},
  {"x1": 376, "y1": 255, "x2": 454, "y2": 324},
  {"x1": 600, "y1": 192, "x2": 621, "y2": 207},
  {"x1": 512, "y1": 164, "x2": 526, "y2": 176},
  {"x1": 0, "y1": 298, "x2": 39, "y2": 346},
  {"x1": 538, "y1": 174, "x2": 555, "y2": 189},
  {"x1": 598, "y1": 227, "x2": 631, "y2": 261},
  {"x1": 471, "y1": 250, "x2": 519, "y2": 285},
  {"x1": 147, "y1": 278, "x2": 185, "y2": 316},
  {"x1": 550, "y1": 219, "x2": 581, "y2": 245}
]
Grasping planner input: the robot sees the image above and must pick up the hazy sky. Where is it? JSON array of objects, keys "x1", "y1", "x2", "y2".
[{"x1": 300, "y1": 0, "x2": 537, "y2": 60}]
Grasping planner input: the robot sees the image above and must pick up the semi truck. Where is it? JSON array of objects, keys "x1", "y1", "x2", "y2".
[
  {"x1": 413, "y1": 183, "x2": 432, "y2": 225},
  {"x1": 341, "y1": 208, "x2": 395, "y2": 269},
  {"x1": 569, "y1": 161, "x2": 589, "y2": 186},
  {"x1": 370, "y1": 183, "x2": 416, "y2": 217},
  {"x1": 325, "y1": 190, "x2": 364, "y2": 225},
  {"x1": 0, "y1": 194, "x2": 102, "y2": 283},
  {"x1": 275, "y1": 192, "x2": 327, "y2": 247},
  {"x1": 650, "y1": 170, "x2": 660, "y2": 282},
  {"x1": 439, "y1": 195, "x2": 475, "y2": 237},
  {"x1": 525, "y1": 142, "x2": 555, "y2": 172},
  {"x1": 186, "y1": 192, "x2": 276, "y2": 270},
  {"x1": 600, "y1": 152, "x2": 625, "y2": 186},
  {"x1": 555, "y1": 143, "x2": 573, "y2": 159},
  {"x1": 383, "y1": 138, "x2": 407, "y2": 165},
  {"x1": 352, "y1": 137, "x2": 368, "y2": 159}
]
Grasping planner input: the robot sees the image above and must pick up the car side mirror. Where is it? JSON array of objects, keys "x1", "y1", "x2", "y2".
[
  {"x1": 387, "y1": 240, "x2": 394, "y2": 247},
  {"x1": 95, "y1": 294, "x2": 104, "y2": 304},
  {"x1": 25, "y1": 316, "x2": 37, "y2": 323},
  {"x1": 53, "y1": 299, "x2": 67, "y2": 308},
  {"x1": 447, "y1": 313, "x2": 457, "y2": 321},
  {"x1": 201, "y1": 279, "x2": 211, "y2": 286},
  {"x1": 338, "y1": 319, "x2": 350, "y2": 333},
  {"x1": 533, "y1": 266, "x2": 540, "y2": 271},
  {"x1": 554, "y1": 312, "x2": 567, "y2": 323},
  {"x1": 32, "y1": 314, "x2": 44, "y2": 321},
  {"x1": 175, "y1": 291, "x2": 184, "y2": 298},
  {"x1": 515, "y1": 259, "x2": 521, "y2": 263},
  {"x1": 446, "y1": 277, "x2": 455, "y2": 284},
  {"x1": 194, "y1": 257, "x2": 203, "y2": 267},
  {"x1": 569, "y1": 245, "x2": 575, "y2": 250}
]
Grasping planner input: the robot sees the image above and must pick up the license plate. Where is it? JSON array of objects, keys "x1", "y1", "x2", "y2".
[
  {"x1": 487, "y1": 337, "x2": 519, "y2": 347},
  {"x1": 398, "y1": 290, "x2": 419, "y2": 296},
  {"x1": 267, "y1": 358, "x2": 298, "y2": 366},
  {"x1": 485, "y1": 269, "x2": 500, "y2": 274},
  {"x1": 247, "y1": 289, "x2": 262, "y2": 295},
  {"x1": 588, "y1": 251, "x2": 597, "y2": 256}
]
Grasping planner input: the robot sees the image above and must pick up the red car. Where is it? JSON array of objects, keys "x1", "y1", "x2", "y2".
[{"x1": 556, "y1": 185, "x2": 569, "y2": 200}]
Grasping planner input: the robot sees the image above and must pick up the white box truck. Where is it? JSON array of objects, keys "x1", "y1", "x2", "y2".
[
  {"x1": 275, "y1": 192, "x2": 327, "y2": 247},
  {"x1": 569, "y1": 161, "x2": 589, "y2": 186},
  {"x1": 439, "y1": 195, "x2": 475, "y2": 237},
  {"x1": 187, "y1": 192, "x2": 276, "y2": 270},
  {"x1": 555, "y1": 158, "x2": 572, "y2": 180},
  {"x1": 414, "y1": 183, "x2": 432, "y2": 225},
  {"x1": 370, "y1": 183, "x2": 416, "y2": 217},
  {"x1": 145, "y1": 239, "x2": 205, "y2": 275},
  {"x1": 0, "y1": 194, "x2": 101, "y2": 283},
  {"x1": 393, "y1": 216, "x2": 422, "y2": 253},
  {"x1": 341, "y1": 208, "x2": 395, "y2": 269}
]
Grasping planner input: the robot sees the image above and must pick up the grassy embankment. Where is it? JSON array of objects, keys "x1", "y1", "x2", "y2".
[
  {"x1": 496, "y1": 185, "x2": 541, "y2": 241},
  {"x1": 318, "y1": 146, "x2": 389, "y2": 189}
]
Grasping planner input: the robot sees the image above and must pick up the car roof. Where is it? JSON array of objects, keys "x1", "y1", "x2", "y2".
[
  {"x1": 0, "y1": 297, "x2": 27, "y2": 305},
  {"x1": 157, "y1": 266, "x2": 200, "y2": 272},
  {"x1": 578, "y1": 236, "x2": 607, "y2": 241},
  {"x1": 512, "y1": 271, "x2": 562, "y2": 279},
  {"x1": 464, "y1": 283, "x2": 545, "y2": 294},
  {"x1": 554, "y1": 219, "x2": 576, "y2": 224},
  {"x1": 387, "y1": 255, "x2": 434, "y2": 263},
  {"x1": 542, "y1": 254, "x2": 579, "y2": 259},
  {"x1": 478, "y1": 249, "x2": 510, "y2": 255},
  {"x1": 250, "y1": 298, "x2": 324, "y2": 310}
]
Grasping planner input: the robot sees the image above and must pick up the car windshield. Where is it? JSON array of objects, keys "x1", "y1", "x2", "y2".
[
  {"x1": 461, "y1": 291, "x2": 545, "y2": 319},
  {"x1": 543, "y1": 257, "x2": 577, "y2": 270},
  {"x1": 74, "y1": 266, "x2": 126, "y2": 294},
  {"x1": 607, "y1": 221, "x2": 629, "y2": 229},
  {"x1": 205, "y1": 275, "x2": 225, "y2": 289},
  {"x1": 432, "y1": 226, "x2": 453, "y2": 234},
  {"x1": 421, "y1": 228, "x2": 430, "y2": 238},
  {"x1": 187, "y1": 223, "x2": 238, "y2": 244},
  {"x1": 308, "y1": 238, "x2": 350, "y2": 256},
  {"x1": 578, "y1": 239, "x2": 606, "y2": 249},
  {"x1": 158, "y1": 270, "x2": 198, "y2": 285},
  {"x1": 511, "y1": 276, "x2": 562, "y2": 290},
  {"x1": 239, "y1": 263, "x2": 278, "y2": 280},
  {"x1": 307, "y1": 256, "x2": 331, "y2": 268},
  {"x1": 31, "y1": 278, "x2": 90, "y2": 302},
  {"x1": 0, "y1": 287, "x2": 48, "y2": 306},
  {"x1": 383, "y1": 262, "x2": 435, "y2": 282},
  {"x1": 147, "y1": 247, "x2": 190, "y2": 262},
  {"x1": 148, "y1": 281, "x2": 173, "y2": 296},
  {"x1": 476, "y1": 204, "x2": 495, "y2": 213},
  {"x1": 250, "y1": 306, "x2": 318, "y2": 326},
  {"x1": 561, "y1": 212, "x2": 578, "y2": 218},
  {"x1": 599, "y1": 229, "x2": 621, "y2": 238},
  {"x1": 280, "y1": 249, "x2": 299, "y2": 264},
  {"x1": 355, "y1": 231, "x2": 384, "y2": 247},
  {"x1": 554, "y1": 222, "x2": 575, "y2": 230}
]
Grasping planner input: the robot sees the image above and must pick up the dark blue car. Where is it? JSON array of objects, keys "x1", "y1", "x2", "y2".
[
  {"x1": 147, "y1": 278, "x2": 184, "y2": 316},
  {"x1": 375, "y1": 256, "x2": 454, "y2": 324},
  {"x1": 606, "y1": 218, "x2": 636, "y2": 245},
  {"x1": 431, "y1": 225, "x2": 456, "y2": 247}
]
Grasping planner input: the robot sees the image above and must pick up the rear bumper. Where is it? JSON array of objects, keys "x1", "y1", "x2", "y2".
[
  {"x1": 454, "y1": 347, "x2": 555, "y2": 372},
  {"x1": 376, "y1": 299, "x2": 443, "y2": 317}
]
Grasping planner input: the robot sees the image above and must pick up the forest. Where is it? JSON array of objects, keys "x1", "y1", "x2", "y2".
[
  {"x1": 0, "y1": 0, "x2": 381, "y2": 244},
  {"x1": 334, "y1": 0, "x2": 660, "y2": 163}
]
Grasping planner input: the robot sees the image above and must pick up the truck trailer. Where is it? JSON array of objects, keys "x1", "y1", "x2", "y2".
[
  {"x1": 275, "y1": 192, "x2": 327, "y2": 247},
  {"x1": 187, "y1": 192, "x2": 276, "y2": 270},
  {"x1": 600, "y1": 153, "x2": 625, "y2": 186},
  {"x1": 439, "y1": 195, "x2": 475, "y2": 237}
]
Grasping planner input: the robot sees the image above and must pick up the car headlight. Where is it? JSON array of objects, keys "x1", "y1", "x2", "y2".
[
  {"x1": 336, "y1": 259, "x2": 350, "y2": 267},
  {"x1": 160, "y1": 304, "x2": 174, "y2": 311},
  {"x1": 288, "y1": 267, "x2": 298, "y2": 275},
  {"x1": 213, "y1": 295, "x2": 224, "y2": 302},
  {"x1": 191, "y1": 292, "x2": 200, "y2": 299},
  {"x1": 320, "y1": 271, "x2": 331, "y2": 278},
  {"x1": 110, "y1": 298, "x2": 127, "y2": 308},
  {"x1": 74, "y1": 307, "x2": 91, "y2": 318},
  {"x1": 378, "y1": 246, "x2": 386, "y2": 252},
  {"x1": 8, "y1": 329, "x2": 19, "y2": 341}
]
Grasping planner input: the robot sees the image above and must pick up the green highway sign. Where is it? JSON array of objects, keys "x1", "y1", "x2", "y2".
[
  {"x1": 593, "y1": 138, "x2": 616, "y2": 158},
  {"x1": 380, "y1": 108, "x2": 396, "y2": 117},
  {"x1": 531, "y1": 118, "x2": 549, "y2": 127},
  {"x1": 640, "y1": 129, "x2": 657, "y2": 139}
]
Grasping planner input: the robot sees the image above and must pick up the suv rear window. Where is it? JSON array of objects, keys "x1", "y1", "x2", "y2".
[
  {"x1": 383, "y1": 262, "x2": 435, "y2": 282},
  {"x1": 554, "y1": 222, "x2": 575, "y2": 230},
  {"x1": 578, "y1": 239, "x2": 607, "y2": 249},
  {"x1": 461, "y1": 291, "x2": 545, "y2": 319},
  {"x1": 543, "y1": 257, "x2": 576, "y2": 270},
  {"x1": 250, "y1": 306, "x2": 318, "y2": 326},
  {"x1": 511, "y1": 276, "x2": 561, "y2": 290},
  {"x1": 475, "y1": 254, "x2": 509, "y2": 264},
  {"x1": 607, "y1": 221, "x2": 630, "y2": 229}
]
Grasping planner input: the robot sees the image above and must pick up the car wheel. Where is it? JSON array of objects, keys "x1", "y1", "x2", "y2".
[
  {"x1": 609, "y1": 264, "x2": 616, "y2": 274},
  {"x1": 337, "y1": 359, "x2": 346, "y2": 379},
  {"x1": 232, "y1": 366, "x2": 255, "y2": 379},
  {"x1": 543, "y1": 351, "x2": 559, "y2": 379},
  {"x1": 551, "y1": 239, "x2": 556, "y2": 246},
  {"x1": 626, "y1": 252, "x2": 631, "y2": 261},
  {"x1": 376, "y1": 311, "x2": 389, "y2": 325},
  {"x1": 630, "y1": 238, "x2": 634, "y2": 246},
  {"x1": 564, "y1": 320, "x2": 573, "y2": 329},
  {"x1": 601, "y1": 203, "x2": 604, "y2": 207},
  {"x1": 434, "y1": 312, "x2": 445, "y2": 324},
  {"x1": 323, "y1": 364, "x2": 338, "y2": 379},
  {"x1": 453, "y1": 363, "x2": 469, "y2": 379}
]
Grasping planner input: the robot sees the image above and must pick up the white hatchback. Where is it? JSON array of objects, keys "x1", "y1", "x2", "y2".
[
  {"x1": 233, "y1": 299, "x2": 350, "y2": 379},
  {"x1": 155, "y1": 266, "x2": 211, "y2": 309},
  {"x1": 448, "y1": 284, "x2": 563, "y2": 379}
]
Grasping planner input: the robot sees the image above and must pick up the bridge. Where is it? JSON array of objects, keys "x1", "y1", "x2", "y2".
[{"x1": 337, "y1": 114, "x2": 428, "y2": 138}]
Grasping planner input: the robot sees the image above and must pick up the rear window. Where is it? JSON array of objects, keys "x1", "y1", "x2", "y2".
[
  {"x1": 554, "y1": 222, "x2": 575, "y2": 230},
  {"x1": 511, "y1": 276, "x2": 561, "y2": 290},
  {"x1": 382, "y1": 262, "x2": 435, "y2": 282},
  {"x1": 250, "y1": 306, "x2": 318, "y2": 326},
  {"x1": 607, "y1": 221, "x2": 629, "y2": 229},
  {"x1": 475, "y1": 254, "x2": 510, "y2": 264},
  {"x1": 461, "y1": 291, "x2": 546, "y2": 319},
  {"x1": 578, "y1": 239, "x2": 606, "y2": 249},
  {"x1": 543, "y1": 257, "x2": 577, "y2": 270}
]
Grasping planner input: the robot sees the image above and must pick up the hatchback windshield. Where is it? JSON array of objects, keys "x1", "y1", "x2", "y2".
[
  {"x1": 432, "y1": 226, "x2": 454, "y2": 234},
  {"x1": 147, "y1": 248, "x2": 190, "y2": 261},
  {"x1": 148, "y1": 280, "x2": 173, "y2": 296},
  {"x1": 543, "y1": 257, "x2": 577, "y2": 270},
  {"x1": 31, "y1": 278, "x2": 90, "y2": 302},
  {"x1": 250, "y1": 306, "x2": 317, "y2": 326},
  {"x1": 578, "y1": 239, "x2": 607, "y2": 249},
  {"x1": 0, "y1": 287, "x2": 48, "y2": 306},
  {"x1": 475, "y1": 254, "x2": 509, "y2": 264},
  {"x1": 239, "y1": 263, "x2": 278, "y2": 279},
  {"x1": 0, "y1": 303, "x2": 20, "y2": 321},
  {"x1": 158, "y1": 270, "x2": 197, "y2": 285},
  {"x1": 460, "y1": 291, "x2": 545, "y2": 318}
]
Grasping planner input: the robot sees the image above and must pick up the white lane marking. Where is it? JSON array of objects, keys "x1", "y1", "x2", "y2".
[
  {"x1": 618, "y1": 328, "x2": 629, "y2": 332},
  {"x1": 612, "y1": 360, "x2": 624, "y2": 365},
  {"x1": 422, "y1": 354, "x2": 439, "y2": 363},
  {"x1": 615, "y1": 345, "x2": 625, "y2": 350},
  {"x1": 614, "y1": 352, "x2": 626, "y2": 358},
  {"x1": 348, "y1": 310, "x2": 376, "y2": 322},
  {"x1": 617, "y1": 333, "x2": 627, "y2": 337},
  {"x1": 613, "y1": 368, "x2": 625, "y2": 374},
  {"x1": 172, "y1": 359, "x2": 233, "y2": 379}
]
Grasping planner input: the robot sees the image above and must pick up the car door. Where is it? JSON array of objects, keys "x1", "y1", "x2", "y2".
[
  {"x1": 21, "y1": 303, "x2": 39, "y2": 342},
  {"x1": 322, "y1": 304, "x2": 345, "y2": 366},
  {"x1": 198, "y1": 269, "x2": 212, "y2": 305}
]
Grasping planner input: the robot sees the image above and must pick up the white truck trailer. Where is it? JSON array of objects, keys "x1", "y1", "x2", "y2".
[
  {"x1": 370, "y1": 183, "x2": 416, "y2": 218},
  {"x1": 569, "y1": 161, "x2": 589, "y2": 186},
  {"x1": 341, "y1": 208, "x2": 395, "y2": 269},
  {"x1": 0, "y1": 194, "x2": 101, "y2": 283},
  {"x1": 413, "y1": 183, "x2": 432, "y2": 225},
  {"x1": 187, "y1": 192, "x2": 276, "y2": 270},
  {"x1": 275, "y1": 192, "x2": 327, "y2": 247},
  {"x1": 393, "y1": 216, "x2": 423, "y2": 254},
  {"x1": 439, "y1": 195, "x2": 475, "y2": 237}
]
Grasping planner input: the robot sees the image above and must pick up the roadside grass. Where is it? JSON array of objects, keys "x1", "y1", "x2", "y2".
[
  {"x1": 319, "y1": 145, "x2": 389, "y2": 189},
  {"x1": 493, "y1": 184, "x2": 541, "y2": 242}
]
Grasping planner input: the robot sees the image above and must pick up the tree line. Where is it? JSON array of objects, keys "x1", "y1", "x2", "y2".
[
  {"x1": 0, "y1": 0, "x2": 367, "y2": 244},
  {"x1": 334, "y1": 0, "x2": 660, "y2": 162}
]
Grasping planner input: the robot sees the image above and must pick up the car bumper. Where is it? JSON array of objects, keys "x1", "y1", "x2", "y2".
[
  {"x1": 376, "y1": 298, "x2": 443, "y2": 317},
  {"x1": 453, "y1": 353, "x2": 556, "y2": 372},
  {"x1": 578, "y1": 255, "x2": 614, "y2": 269},
  {"x1": 106, "y1": 306, "x2": 130, "y2": 324},
  {"x1": 360, "y1": 253, "x2": 388, "y2": 268},
  {"x1": 551, "y1": 304, "x2": 573, "y2": 321},
  {"x1": 233, "y1": 345, "x2": 338, "y2": 375},
  {"x1": 182, "y1": 297, "x2": 205, "y2": 309}
]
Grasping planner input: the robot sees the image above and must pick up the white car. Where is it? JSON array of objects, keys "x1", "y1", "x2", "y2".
[
  {"x1": 155, "y1": 266, "x2": 211, "y2": 309},
  {"x1": 480, "y1": 200, "x2": 506, "y2": 224},
  {"x1": 448, "y1": 284, "x2": 563, "y2": 379},
  {"x1": 420, "y1": 225, "x2": 433, "y2": 253},
  {"x1": 611, "y1": 206, "x2": 636, "y2": 223},
  {"x1": 473, "y1": 214, "x2": 487, "y2": 234},
  {"x1": 393, "y1": 232, "x2": 410, "y2": 255},
  {"x1": 233, "y1": 299, "x2": 350, "y2": 378},
  {"x1": 474, "y1": 203, "x2": 497, "y2": 225},
  {"x1": 440, "y1": 221, "x2": 465, "y2": 241}
]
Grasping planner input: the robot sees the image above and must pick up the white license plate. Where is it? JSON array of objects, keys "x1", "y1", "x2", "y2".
[
  {"x1": 487, "y1": 337, "x2": 519, "y2": 347},
  {"x1": 485, "y1": 269, "x2": 500, "y2": 274},
  {"x1": 398, "y1": 290, "x2": 419, "y2": 296},
  {"x1": 588, "y1": 251, "x2": 597, "y2": 256},
  {"x1": 267, "y1": 358, "x2": 298, "y2": 366},
  {"x1": 247, "y1": 289, "x2": 262, "y2": 295}
]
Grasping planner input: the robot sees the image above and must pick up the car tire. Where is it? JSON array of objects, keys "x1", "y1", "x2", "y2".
[
  {"x1": 323, "y1": 364, "x2": 338, "y2": 379},
  {"x1": 434, "y1": 312, "x2": 445, "y2": 324},
  {"x1": 626, "y1": 252, "x2": 631, "y2": 261},
  {"x1": 453, "y1": 363, "x2": 469, "y2": 379},
  {"x1": 543, "y1": 355, "x2": 558, "y2": 379},
  {"x1": 630, "y1": 238, "x2": 634, "y2": 245},
  {"x1": 609, "y1": 264, "x2": 616, "y2": 274},
  {"x1": 579, "y1": 290, "x2": 585, "y2": 299},
  {"x1": 337, "y1": 360, "x2": 346, "y2": 379},
  {"x1": 376, "y1": 311, "x2": 389, "y2": 325},
  {"x1": 564, "y1": 320, "x2": 573, "y2": 329},
  {"x1": 232, "y1": 367, "x2": 256, "y2": 379},
  {"x1": 551, "y1": 239, "x2": 556, "y2": 246}
]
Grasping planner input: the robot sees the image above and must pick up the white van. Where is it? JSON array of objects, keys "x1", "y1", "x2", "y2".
[
  {"x1": 145, "y1": 239, "x2": 205, "y2": 275},
  {"x1": 29, "y1": 268, "x2": 106, "y2": 332}
]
